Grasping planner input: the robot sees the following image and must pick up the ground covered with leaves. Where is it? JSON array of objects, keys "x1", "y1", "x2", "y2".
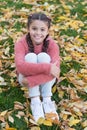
[{"x1": 0, "y1": 0, "x2": 87, "y2": 130}]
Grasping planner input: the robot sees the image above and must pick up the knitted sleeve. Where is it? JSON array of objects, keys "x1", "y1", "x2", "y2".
[{"x1": 14, "y1": 38, "x2": 51, "y2": 76}]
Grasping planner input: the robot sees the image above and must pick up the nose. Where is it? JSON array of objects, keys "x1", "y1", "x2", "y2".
[{"x1": 36, "y1": 30, "x2": 41, "y2": 35}]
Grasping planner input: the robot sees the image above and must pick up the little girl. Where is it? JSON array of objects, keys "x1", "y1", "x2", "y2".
[{"x1": 14, "y1": 12, "x2": 60, "y2": 122}]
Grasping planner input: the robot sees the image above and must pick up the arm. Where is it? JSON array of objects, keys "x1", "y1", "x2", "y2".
[
  {"x1": 48, "y1": 40, "x2": 60, "y2": 79},
  {"x1": 14, "y1": 39, "x2": 51, "y2": 76}
]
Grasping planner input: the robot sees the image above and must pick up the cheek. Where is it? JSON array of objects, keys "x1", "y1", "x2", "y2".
[
  {"x1": 28, "y1": 28, "x2": 33, "y2": 33},
  {"x1": 29, "y1": 30, "x2": 34, "y2": 36},
  {"x1": 45, "y1": 30, "x2": 49, "y2": 35},
  {"x1": 44, "y1": 32, "x2": 49, "y2": 36}
]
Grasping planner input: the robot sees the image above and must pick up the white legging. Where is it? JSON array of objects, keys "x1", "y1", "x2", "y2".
[{"x1": 18, "y1": 52, "x2": 56, "y2": 98}]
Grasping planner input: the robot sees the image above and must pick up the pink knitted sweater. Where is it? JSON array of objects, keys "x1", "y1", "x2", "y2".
[{"x1": 14, "y1": 35, "x2": 60, "y2": 87}]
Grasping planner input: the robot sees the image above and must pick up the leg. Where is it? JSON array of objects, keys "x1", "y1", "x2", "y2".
[
  {"x1": 37, "y1": 52, "x2": 53, "y2": 97},
  {"x1": 42, "y1": 79, "x2": 59, "y2": 121},
  {"x1": 37, "y1": 52, "x2": 51, "y2": 63},
  {"x1": 22, "y1": 53, "x2": 40, "y2": 97},
  {"x1": 41, "y1": 78, "x2": 56, "y2": 98},
  {"x1": 18, "y1": 53, "x2": 37, "y2": 86},
  {"x1": 25, "y1": 53, "x2": 44, "y2": 121},
  {"x1": 37, "y1": 53, "x2": 59, "y2": 121}
]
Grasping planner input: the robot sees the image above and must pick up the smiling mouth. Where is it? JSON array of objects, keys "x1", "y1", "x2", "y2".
[{"x1": 35, "y1": 36, "x2": 42, "y2": 39}]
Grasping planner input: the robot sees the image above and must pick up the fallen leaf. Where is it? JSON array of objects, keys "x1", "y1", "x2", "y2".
[
  {"x1": 37, "y1": 117, "x2": 45, "y2": 125},
  {"x1": 58, "y1": 89, "x2": 64, "y2": 98},
  {"x1": 29, "y1": 119, "x2": 38, "y2": 125},
  {"x1": 0, "y1": 60, "x2": 2, "y2": 68},
  {"x1": 14, "y1": 101, "x2": 24, "y2": 110},
  {"x1": 43, "y1": 120, "x2": 52, "y2": 126},
  {"x1": 69, "y1": 116, "x2": 81, "y2": 126},
  {"x1": 0, "y1": 110, "x2": 8, "y2": 116},
  {"x1": 82, "y1": 120, "x2": 87, "y2": 127},
  {"x1": 6, "y1": 128, "x2": 17, "y2": 130},
  {"x1": 52, "y1": 85, "x2": 57, "y2": 93},
  {"x1": 0, "y1": 116, "x2": 5, "y2": 122},
  {"x1": 30, "y1": 126, "x2": 40, "y2": 130},
  {"x1": 8, "y1": 115, "x2": 14, "y2": 123}
]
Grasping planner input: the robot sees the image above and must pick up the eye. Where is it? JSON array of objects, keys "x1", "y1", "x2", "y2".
[
  {"x1": 41, "y1": 28, "x2": 45, "y2": 31},
  {"x1": 32, "y1": 27, "x2": 37, "y2": 30}
]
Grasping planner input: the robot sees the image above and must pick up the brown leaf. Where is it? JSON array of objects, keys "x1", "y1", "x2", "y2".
[
  {"x1": 82, "y1": 120, "x2": 87, "y2": 127},
  {"x1": 14, "y1": 101, "x2": 24, "y2": 110},
  {"x1": 0, "y1": 60, "x2": 2, "y2": 68},
  {"x1": 0, "y1": 116, "x2": 5, "y2": 122}
]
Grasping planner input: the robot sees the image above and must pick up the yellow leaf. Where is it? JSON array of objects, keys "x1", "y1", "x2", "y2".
[
  {"x1": 58, "y1": 16, "x2": 70, "y2": 21},
  {"x1": 66, "y1": 20, "x2": 84, "y2": 29},
  {"x1": 30, "y1": 126, "x2": 40, "y2": 130},
  {"x1": 0, "y1": 110, "x2": 8, "y2": 116},
  {"x1": 61, "y1": 111, "x2": 71, "y2": 120},
  {"x1": 58, "y1": 90, "x2": 64, "y2": 98},
  {"x1": 21, "y1": 87, "x2": 28, "y2": 91},
  {"x1": 43, "y1": 120, "x2": 52, "y2": 126},
  {"x1": 69, "y1": 116, "x2": 81, "y2": 126},
  {"x1": 73, "y1": 107, "x2": 82, "y2": 116},
  {"x1": 75, "y1": 38, "x2": 85, "y2": 45},
  {"x1": 62, "y1": 114, "x2": 68, "y2": 120},
  {"x1": 52, "y1": 85, "x2": 57, "y2": 93},
  {"x1": 63, "y1": 56, "x2": 72, "y2": 62},
  {"x1": 6, "y1": 128, "x2": 17, "y2": 130},
  {"x1": 37, "y1": 117, "x2": 45, "y2": 125}
]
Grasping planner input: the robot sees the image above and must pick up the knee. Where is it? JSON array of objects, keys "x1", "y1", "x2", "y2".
[
  {"x1": 25, "y1": 53, "x2": 37, "y2": 63},
  {"x1": 37, "y1": 52, "x2": 51, "y2": 63}
]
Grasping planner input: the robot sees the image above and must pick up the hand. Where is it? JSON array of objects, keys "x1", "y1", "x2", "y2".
[
  {"x1": 50, "y1": 62, "x2": 60, "y2": 79},
  {"x1": 22, "y1": 77, "x2": 29, "y2": 87}
]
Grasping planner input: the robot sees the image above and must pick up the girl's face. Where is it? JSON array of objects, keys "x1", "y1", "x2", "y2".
[{"x1": 28, "y1": 20, "x2": 49, "y2": 45}]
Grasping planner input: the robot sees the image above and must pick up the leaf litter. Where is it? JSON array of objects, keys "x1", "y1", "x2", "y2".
[{"x1": 0, "y1": 0, "x2": 87, "y2": 129}]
